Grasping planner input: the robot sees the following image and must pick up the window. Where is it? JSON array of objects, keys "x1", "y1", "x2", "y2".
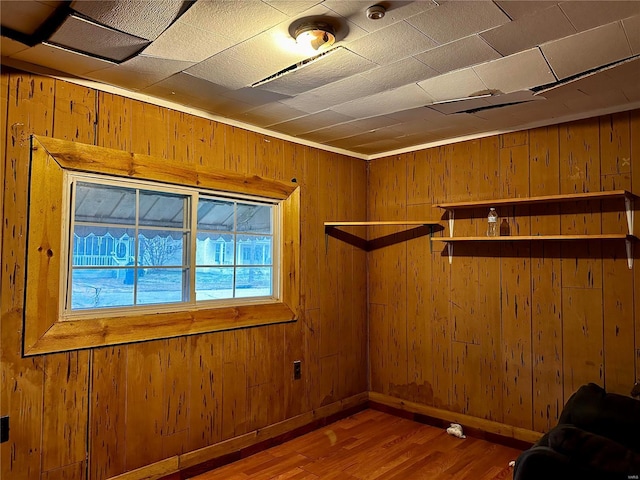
[
  {"x1": 24, "y1": 135, "x2": 300, "y2": 355},
  {"x1": 67, "y1": 176, "x2": 279, "y2": 314}
]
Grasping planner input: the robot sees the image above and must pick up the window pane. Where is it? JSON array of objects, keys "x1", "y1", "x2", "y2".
[
  {"x1": 138, "y1": 230, "x2": 185, "y2": 267},
  {"x1": 196, "y1": 233, "x2": 234, "y2": 266},
  {"x1": 237, "y1": 204, "x2": 272, "y2": 233},
  {"x1": 236, "y1": 235, "x2": 272, "y2": 265},
  {"x1": 75, "y1": 182, "x2": 135, "y2": 224},
  {"x1": 235, "y1": 267, "x2": 272, "y2": 298},
  {"x1": 72, "y1": 227, "x2": 135, "y2": 266},
  {"x1": 139, "y1": 190, "x2": 186, "y2": 228},
  {"x1": 198, "y1": 198, "x2": 234, "y2": 231},
  {"x1": 136, "y1": 268, "x2": 187, "y2": 305},
  {"x1": 196, "y1": 267, "x2": 234, "y2": 300},
  {"x1": 71, "y1": 268, "x2": 133, "y2": 309}
]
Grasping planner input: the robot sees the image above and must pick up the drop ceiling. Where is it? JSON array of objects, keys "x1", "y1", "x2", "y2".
[{"x1": 2, "y1": 0, "x2": 639, "y2": 159}]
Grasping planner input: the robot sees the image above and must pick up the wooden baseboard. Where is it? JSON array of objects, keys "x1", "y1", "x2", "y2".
[
  {"x1": 107, "y1": 392, "x2": 369, "y2": 480},
  {"x1": 368, "y1": 392, "x2": 542, "y2": 449}
]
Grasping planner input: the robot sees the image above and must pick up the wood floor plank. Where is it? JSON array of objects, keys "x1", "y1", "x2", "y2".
[{"x1": 190, "y1": 410, "x2": 522, "y2": 480}]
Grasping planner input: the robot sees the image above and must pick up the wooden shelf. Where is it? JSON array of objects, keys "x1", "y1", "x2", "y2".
[
  {"x1": 431, "y1": 234, "x2": 636, "y2": 242},
  {"x1": 324, "y1": 221, "x2": 441, "y2": 227},
  {"x1": 433, "y1": 190, "x2": 635, "y2": 209}
]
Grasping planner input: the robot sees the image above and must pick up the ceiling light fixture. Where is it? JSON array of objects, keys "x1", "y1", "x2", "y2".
[{"x1": 294, "y1": 22, "x2": 335, "y2": 52}]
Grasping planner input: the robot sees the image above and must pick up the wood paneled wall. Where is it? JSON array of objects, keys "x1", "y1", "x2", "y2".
[
  {"x1": 368, "y1": 110, "x2": 640, "y2": 433},
  {"x1": 0, "y1": 70, "x2": 367, "y2": 479}
]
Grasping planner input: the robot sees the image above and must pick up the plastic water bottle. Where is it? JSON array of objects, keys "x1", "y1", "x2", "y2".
[{"x1": 487, "y1": 208, "x2": 498, "y2": 236}]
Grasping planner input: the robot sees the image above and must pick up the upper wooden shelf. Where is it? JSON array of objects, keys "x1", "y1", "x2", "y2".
[
  {"x1": 433, "y1": 190, "x2": 635, "y2": 209},
  {"x1": 324, "y1": 221, "x2": 441, "y2": 227}
]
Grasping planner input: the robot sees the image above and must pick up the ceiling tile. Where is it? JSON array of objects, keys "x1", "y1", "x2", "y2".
[
  {"x1": 253, "y1": 47, "x2": 376, "y2": 95},
  {"x1": 86, "y1": 55, "x2": 194, "y2": 91},
  {"x1": 480, "y1": 5, "x2": 576, "y2": 56},
  {"x1": 185, "y1": 49, "x2": 262, "y2": 90},
  {"x1": 387, "y1": 106, "x2": 448, "y2": 123},
  {"x1": 1, "y1": 36, "x2": 30, "y2": 57},
  {"x1": 559, "y1": 1, "x2": 640, "y2": 32},
  {"x1": 623, "y1": 15, "x2": 640, "y2": 54},
  {"x1": 494, "y1": 2, "x2": 560, "y2": 20},
  {"x1": 10, "y1": 42, "x2": 114, "y2": 76},
  {"x1": 238, "y1": 102, "x2": 308, "y2": 127},
  {"x1": 264, "y1": 1, "x2": 325, "y2": 16},
  {"x1": 280, "y1": 75, "x2": 384, "y2": 113},
  {"x1": 71, "y1": 0, "x2": 185, "y2": 40},
  {"x1": 428, "y1": 97, "x2": 492, "y2": 115},
  {"x1": 417, "y1": 68, "x2": 488, "y2": 102},
  {"x1": 175, "y1": 0, "x2": 287, "y2": 43},
  {"x1": 49, "y1": 14, "x2": 149, "y2": 61},
  {"x1": 301, "y1": 122, "x2": 368, "y2": 143},
  {"x1": 407, "y1": 1, "x2": 511, "y2": 44},
  {"x1": 0, "y1": 0, "x2": 63, "y2": 35},
  {"x1": 218, "y1": 87, "x2": 289, "y2": 107},
  {"x1": 269, "y1": 110, "x2": 355, "y2": 136},
  {"x1": 414, "y1": 35, "x2": 501, "y2": 74},
  {"x1": 344, "y1": 20, "x2": 438, "y2": 66},
  {"x1": 473, "y1": 48, "x2": 556, "y2": 92},
  {"x1": 540, "y1": 21, "x2": 632, "y2": 80},
  {"x1": 358, "y1": 57, "x2": 439, "y2": 89},
  {"x1": 142, "y1": 72, "x2": 232, "y2": 106},
  {"x1": 330, "y1": 84, "x2": 434, "y2": 117},
  {"x1": 141, "y1": 21, "x2": 235, "y2": 63},
  {"x1": 323, "y1": 1, "x2": 438, "y2": 33}
]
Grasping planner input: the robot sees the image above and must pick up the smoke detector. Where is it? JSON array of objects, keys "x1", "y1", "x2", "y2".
[{"x1": 366, "y1": 5, "x2": 386, "y2": 20}]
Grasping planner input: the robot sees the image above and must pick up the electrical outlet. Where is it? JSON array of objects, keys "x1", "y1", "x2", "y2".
[
  {"x1": 293, "y1": 360, "x2": 301, "y2": 380},
  {"x1": 0, "y1": 416, "x2": 8, "y2": 443}
]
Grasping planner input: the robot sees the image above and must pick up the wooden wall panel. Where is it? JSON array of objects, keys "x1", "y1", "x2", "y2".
[
  {"x1": 368, "y1": 109, "x2": 639, "y2": 438},
  {"x1": 2, "y1": 72, "x2": 54, "y2": 480},
  {"x1": 1, "y1": 69, "x2": 368, "y2": 480}
]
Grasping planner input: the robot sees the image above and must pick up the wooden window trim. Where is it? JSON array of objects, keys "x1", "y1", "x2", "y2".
[{"x1": 23, "y1": 135, "x2": 300, "y2": 356}]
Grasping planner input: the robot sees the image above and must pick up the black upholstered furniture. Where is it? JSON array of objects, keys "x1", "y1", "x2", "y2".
[{"x1": 513, "y1": 383, "x2": 640, "y2": 480}]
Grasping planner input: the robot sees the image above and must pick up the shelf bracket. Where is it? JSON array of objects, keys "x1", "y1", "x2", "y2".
[
  {"x1": 626, "y1": 238, "x2": 633, "y2": 270},
  {"x1": 625, "y1": 195, "x2": 634, "y2": 235},
  {"x1": 447, "y1": 243, "x2": 453, "y2": 265},
  {"x1": 448, "y1": 209, "x2": 455, "y2": 237}
]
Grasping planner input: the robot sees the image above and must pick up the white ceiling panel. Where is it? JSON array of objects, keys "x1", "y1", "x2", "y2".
[
  {"x1": 175, "y1": 0, "x2": 287, "y2": 43},
  {"x1": 264, "y1": 1, "x2": 325, "y2": 16},
  {"x1": 185, "y1": 49, "x2": 262, "y2": 90},
  {"x1": 480, "y1": 5, "x2": 576, "y2": 56},
  {"x1": 71, "y1": 0, "x2": 185, "y2": 40},
  {"x1": 10, "y1": 42, "x2": 114, "y2": 76},
  {"x1": 142, "y1": 72, "x2": 232, "y2": 107},
  {"x1": 387, "y1": 106, "x2": 448, "y2": 123},
  {"x1": 330, "y1": 84, "x2": 435, "y2": 118},
  {"x1": 1, "y1": 36, "x2": 30, "y2": 57},
  {"x1": 344, "y1": 20, "x2": 438, "y2": 66},
  {"x1": 355, "y1": 57, "x2": 438, "y2": 90},
  {"x1": 323, "y1": 0, "x2": 438, "y2": 33},
  {"x1": 559, "y1": 1, "x2": 640, "y2": 32},
  {"x1": 541, "y1": 21, "x2": 633, "y2": 80},
  {"x1": 86, "y1": 55, "x2": 194, "y2": 91},
  {"x1": 494, "y1": 2, "x2": 560, "y2": 20},
  {"x1": 49, "y1": 14, "x2": 149, "y2": 61},
  {"x1": 280, "y1": 75, "x2": 384, "y2": 113},
  {"x1": 141, "y1": 21, "x2": 235, "y2": 63},
  {"x1": 253, "y1": 47, "x2": 376, "y2": 96},
  {"x1": 417, "y1": 68, "x2": 488, "y2": 102},
  {"x1": 0, "y1": 0, "x2": 63, "y2": 35},
  {"x1": 302, "y1": 122, "x2": 368, "y2": 143},
  {"x1": 623, "y1": 15, "x2": 640, "y2": 54},
  {"x1": 238, "y1": 102, "x2": 308, "y2": 127},
  {"x1": 407, "y1": 1, "x2": 511, "y2": 44},
  {"x1": 428, "y1": 97, "x2": 493, "y2": 115},
  {"x1": 414, "y1": 35, "x2": 502, "y2": 74},
  {"x1": 473, "y1": 48, "x2": 556, "y2": 93},
  {"x1": 269, "y1": 110, "x2": 355, "y2": 136}
]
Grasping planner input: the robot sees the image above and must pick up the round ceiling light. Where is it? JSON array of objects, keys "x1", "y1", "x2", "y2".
[{"x1": 294, "y1": 22, "x2": 336, "y2": 52}]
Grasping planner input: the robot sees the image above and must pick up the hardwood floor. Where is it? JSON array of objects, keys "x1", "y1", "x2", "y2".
[{"x1": 190, "y1": 409, "x2": 522, "y2": 480}]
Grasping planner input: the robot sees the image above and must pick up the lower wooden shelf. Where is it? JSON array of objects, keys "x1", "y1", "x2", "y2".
[{"x1": 431, "y1": 234, "x2": 637, "y2": 268}]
